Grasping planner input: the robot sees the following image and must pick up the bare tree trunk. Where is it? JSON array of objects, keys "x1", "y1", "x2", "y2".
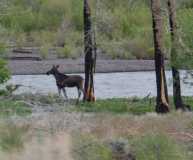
[
  {"x1": 167, "y1": 0, "x2": 191, "y2": 111},
  {"x1": 151, "y1": 0, "x2": 170, "y2": 113},
  {"x1": 83, "y1": 0, "x2": 95, "y2": 102}
]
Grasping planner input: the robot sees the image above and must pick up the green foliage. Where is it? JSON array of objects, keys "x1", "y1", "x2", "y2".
[
  {"x1": 72, "y1": 134, "x2": 113, "y2": 160},
  {"x1": 167, "y1": 8, "x2": 193, "y2": 68},
  {"x1": 0, "y1": 100, "x2": 31, "y2": 117},
  {"x1": 0, "y1": 90, "x2": 8, "y2": 96},
  {"x1": 40, "y1": 45, "x2": 49, "y2": 59},
  {"x1": 0, "y1": 0, "x2": 193, "y2": 60},
  {"x1": 131, "y1": 133, "x2": 189, "y2": 160},
  {"x1": 0, "y1": 59, "x2": 10, "y2": 84},
  {"x1": 0, "y1": 43, "x2": 7, "y2": 55},
  {"x1": 0, "y1": 0, "x2": 65, "y2": 32},
  {"x1": 70, "y1": 0, "x2": 83, "y2": 31},
  {"x1": 56, "y1": 46, "x2": 72, "y2": 58},
  {"x1": 178, "y1": 9, "x2": 193, "y2": 48},
  {"x1": 180, "y1": 0, "x2": 193, "y2": 8}
]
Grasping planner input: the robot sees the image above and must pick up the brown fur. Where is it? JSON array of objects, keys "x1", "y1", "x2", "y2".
[{"x1": 46, "y1": 65, "x2": 84, "y2": 102}]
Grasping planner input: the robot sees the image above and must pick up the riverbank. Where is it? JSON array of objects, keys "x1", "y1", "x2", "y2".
[{"x1": 8, "y1": 59, "x2": 157, "y2": 75}]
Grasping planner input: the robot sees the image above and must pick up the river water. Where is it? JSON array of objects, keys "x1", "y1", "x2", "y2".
[{"x1": 8, "y1": 71, "x2": 193, "y2": 99}]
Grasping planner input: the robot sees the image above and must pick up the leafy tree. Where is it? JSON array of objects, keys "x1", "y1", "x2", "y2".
[{"x1": 167, "y1": 0, "x2": 191, "y2": 111}]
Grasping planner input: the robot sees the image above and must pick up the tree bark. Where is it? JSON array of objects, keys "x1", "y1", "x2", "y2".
[
  {"x1": 83, "y1": 0, "x2": 96, "y2": 102},
  {"x1": 167, "y1": 0, "x2": 190, "y2": 111},
  {"x1": 151, "y1": 0, "x2": 170, "y2": 113}
]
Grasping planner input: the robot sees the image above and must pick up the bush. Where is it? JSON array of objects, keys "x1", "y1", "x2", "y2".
[
  {"x1": 1, "y1": 0, "x2": 193, "y2": 60},
  {"x1": 72, "y1": 134, "x2": 113, "y2": 160},
  {"x1": 40, "y1": 44, "x2": 50, "y2": 59},
  {"x1": 0, "y1": 43, "x2": 7, "y2": 56},
  {"x1": 56, "y1": 46, "x2": 72, "y2": 58},
  {"x1": 0, "y1": 100, "x2": 32, "y2": 117},
  {"x1": 0, "y1": 59, "x2": 10, "y2": 84}
]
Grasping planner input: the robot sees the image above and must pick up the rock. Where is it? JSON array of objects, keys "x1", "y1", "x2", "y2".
[{"x1": 109, "y1": 139, "x2": 136, "y2": 160}]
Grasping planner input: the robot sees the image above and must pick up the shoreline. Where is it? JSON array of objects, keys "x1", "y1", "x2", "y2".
[{"x1": 8, "y1": 59, "x2": 157, "y2": 75}]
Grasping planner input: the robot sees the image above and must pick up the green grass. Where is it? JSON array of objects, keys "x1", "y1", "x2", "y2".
[
  {"x1": 0, "y1": 99, "x2": 31, "y2": 117},
  {"x1": 77, "y1": 96, "x2": 193, "y2": 114},
  {"x1": 8, "y1": 94, "x2": 193, "y2": 116},
  {"x1": 0, "y1": 123, "x2": 29, "y2": 151},
  {"x1": 77, "y1": 98, "x2": 155, "y2": 115},
  {"x1": 0, "y1": 94, "x2": 192, "y2": 117}
]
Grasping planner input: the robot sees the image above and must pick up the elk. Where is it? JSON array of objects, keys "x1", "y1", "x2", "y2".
[{"x1": 46, "y1": 65, "x2": 84, "y2": 102}]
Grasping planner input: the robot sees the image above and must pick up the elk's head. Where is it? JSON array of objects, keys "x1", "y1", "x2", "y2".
[{"x1": 46, "y1": 65, "x2": 59, "y2": 75}]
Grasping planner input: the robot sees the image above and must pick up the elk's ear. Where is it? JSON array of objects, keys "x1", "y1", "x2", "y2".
[{"x1": 56, "y1": 65, "x2": 60, "y2": 68}]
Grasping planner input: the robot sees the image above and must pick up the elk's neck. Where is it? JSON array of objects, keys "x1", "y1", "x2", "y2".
[{"x1": 53, "y1": 72, "x2": 68, "y2": 81}]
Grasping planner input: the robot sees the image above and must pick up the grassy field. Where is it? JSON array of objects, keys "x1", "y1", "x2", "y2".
[
  {"x1": 1, "y1": 94, "x2": 193, "y2": 115},
  {"x1": 0, "y1": 94, "x2": 193, "y2": 159},
  {"x1": 0, "y1": 0, "x2": 193, "y2": 60}
]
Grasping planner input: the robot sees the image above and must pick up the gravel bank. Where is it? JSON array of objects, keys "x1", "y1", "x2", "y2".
[{"x1": 8, "y1": 59, "x2": 156, "y2": 75}]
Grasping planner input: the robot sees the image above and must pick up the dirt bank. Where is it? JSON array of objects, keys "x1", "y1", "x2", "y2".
[{"x1": 8, "y1": 59, "x2": 156, "y2": 75}]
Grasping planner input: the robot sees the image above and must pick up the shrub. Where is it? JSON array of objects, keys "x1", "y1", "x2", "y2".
[
  {"x1": 0, "y1": 43, "x2": 7, "y2": 56},
  {"x1": 40, "y1": 44, "x2": 50, "y2": 59},
  {"x1": 0, "y1": 59, "x2": 10, "y2": 84},
  {"x1": 131, "y1": 133, "x2": 188, "y2": 160},
  {"x1": 1, "y1": 0, "x2": 193, "y2": 60},
  {"x1": 56, "y1": 46, "x2": 72, "y2": 58},
  {"x1": 0, "y1": 100, "x2": 32, "y2": 117},
  {"x1": 72, "y1": 134, "x2": 113, "y2": 160}
]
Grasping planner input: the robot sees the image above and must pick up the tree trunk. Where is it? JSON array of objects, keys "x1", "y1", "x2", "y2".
[
  {"x1": 167, "y1": 0, "x2": 190, "y2": 111},
  {"x1": 83, "y1": 0, "x2": 96, "y2": 102},
  {"x1": 151, "y1": 0, "x2": 170, "y2": 113}
]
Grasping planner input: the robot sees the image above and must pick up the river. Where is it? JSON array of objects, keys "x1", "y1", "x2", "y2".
[{"x1": 8, "y1": 71, "x2": 193, "y2": 99}]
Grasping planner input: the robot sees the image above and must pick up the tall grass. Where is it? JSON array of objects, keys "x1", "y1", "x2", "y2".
[
  {"x1": 0, "y1": 0, "x2": 192, "y2": 59},
  {"x1": 0, "y1": 100, "x2": 31, "y2": 117},
  {"x1": 131, "y1": 133, "x2": 189, "y2": 160},
  {"x1": 72, "y1": 134, "x2": 113, "y2": 160},
  {"x1": 0, "y1": 123, "x2": 29, "y2": 151}
]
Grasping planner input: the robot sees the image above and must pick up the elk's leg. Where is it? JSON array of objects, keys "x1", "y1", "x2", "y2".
[
  {"x1": 78, "y1": 89, "x2": 82, "y2": 99},
  {"x1": 76, "y1": 88, "x2": 82, "y2": 103},
  {"x1": 62, "y1": 88, "x2": 68, "y2": 100},
  {"x1": 58, "y1": 87, "x2": 61, "y2": 97},
  {"x1": 80, "y1": 85, "x2": 85, "y2": 99}
]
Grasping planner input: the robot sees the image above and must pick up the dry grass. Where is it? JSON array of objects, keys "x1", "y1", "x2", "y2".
[
  {"x1": 0, "y1": 111, "x2": 193, "y2": 160},
  {"x1": 0, "y1": 132, "x2": 73, "y2": 160},
  {"x1": 87, "y1": 112, "x2": 193, "y2": 141}
]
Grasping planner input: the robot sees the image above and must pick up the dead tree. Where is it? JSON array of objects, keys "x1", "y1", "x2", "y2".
[
  {"x1": 167, "y1": 0, "x2": 191, "y2": 111},
  {"x1": 151, "y1": 0, "x2": 170, "y2": 113},
  {"x1": 83, "y1": 0, "x2": 96, "y2": 102}
]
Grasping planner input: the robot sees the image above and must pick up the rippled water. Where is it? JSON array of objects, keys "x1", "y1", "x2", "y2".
[{"x1": 8, "y1": 71, "x2": 193, "y2": 99}]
